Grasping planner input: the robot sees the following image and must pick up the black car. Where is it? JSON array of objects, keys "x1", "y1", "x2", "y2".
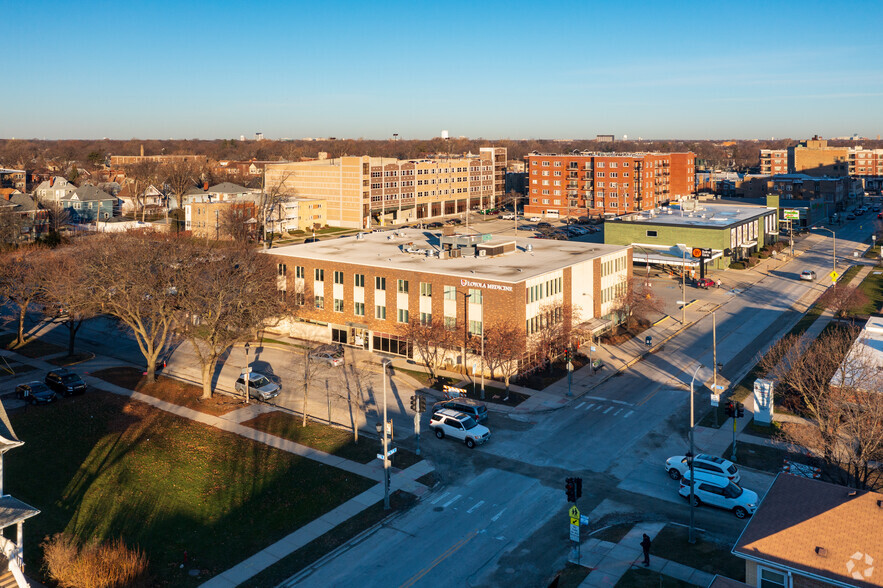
[
  {"x1": 427, "y1": 221, "x2": 444, "y2": 228},
  {"x1": 45, "y1": 369, "x2": 87, "y2": 396},
  {"x1": 16, "y1": 382, "x2": 57, "y2": 405},
  {"x1": 536, "y1": 221, "x2": 552, "y2": 228},
  {"x1": 432, "y1": 398, "x2": 489, "y2": 424}
]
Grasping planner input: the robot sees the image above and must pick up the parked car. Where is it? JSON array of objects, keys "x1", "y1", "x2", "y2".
[
  {"x1": 303, "y1": 237, "x2": 320, "y2": 243},
  {"x1": 427, "y1": 221, "x2": 444, "y2": 228},
  {"x1": 432, "y1": 398, "x2": 488, "y2": 423},
  {"x1": 44, "y1": 369, "x2": 87, "y2": 397},
  {"x1": 536, "y1": 221, "x2": 552, "y2": 229},
  {"x1": 429, "y1": 409, "x2": 490, "y2": 448},
  {"x1": 678, "y1": 470, "x2": 758, "y2": 519},
  {"x1": 666, "y1": 453, "x2": 740, "y2": 483},
  {"x1": 528, "y1": 216, "x2": 542, "y2": 222},
  {"x1": 15, "y1": 382, "x2": 57, "y2": 405},
  {"x1": 800, "y1": 270, "x2": 817, "y2": 281},
  {"x1": 695, "y1": 278, "x2": 716, "y2": 289},
  {"x1": 846, "y1": 213, "x2": 856, "y2": 220},
  {"x1": 309, "y1": 344, "x2": 344, "y2": 367},
  {"x1": 234, "y1": 371, "x2": 281, "y2": 401},
  {"x1": 500, "y1": 214, "x2": 516, "y2": 220}
]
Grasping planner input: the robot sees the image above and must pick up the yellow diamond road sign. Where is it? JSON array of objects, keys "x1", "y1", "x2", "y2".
[
  {"x1": 569, "y1": 506, "x2": 580, "y2": 521},
  {"x1": 830, "y1": 270, "x2": 839, "y2": 282}
]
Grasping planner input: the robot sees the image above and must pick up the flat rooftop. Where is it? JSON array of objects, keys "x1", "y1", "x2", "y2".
[
  {"x1": 268, "y1": 229, "x2": 628, "y2": 284},
  {"x1": 612, "y1": 203, "x2": 772, "y2": 229}
]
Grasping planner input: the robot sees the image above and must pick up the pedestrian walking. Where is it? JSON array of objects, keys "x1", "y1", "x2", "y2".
[
  {"x1": 716, "y1": 279, "x2": 722, "y2": 289},
  {"x1": 640, "y1": 533, "x2": 651, "y2": 566}
]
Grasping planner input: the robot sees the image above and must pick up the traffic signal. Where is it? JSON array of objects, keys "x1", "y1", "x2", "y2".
[
  {"x1": 725, "y1": 401, "x2": 735, "y2": 418},
  {"x1": 417, "y1": 395, "x2": 426, "y2": 413},
  {"x1": 565, "y1": 478, "x2": 575, "y2": 502},
  {"x1": 564, "y1": 348, "x2": 570, "y2": 361},
  {"x1": 575, "y1": 477, "x2": 582, "y2": 499},
  {"x1": 410, "y1": 395, "x2": 417, "y2": 411},
  {"x1": 736, "y1": 402, "x2": 745, "y2": 418}
]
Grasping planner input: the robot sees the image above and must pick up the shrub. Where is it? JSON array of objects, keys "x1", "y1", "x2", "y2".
[
  {"x1": 758, "y1": 251, "x2": 770, "y2": 259},
  {"x1": 43, "y1": 533, "x2": 150, "y2": 588},
  {"x1": 772, "y1": 241, "x2": 786, "y2": 252},
  {"x1": 729, "y1": 261, "x2": 746, "y2": 269},
  {"x1": 747, "y1": 256, "x2": 759, "y2": 267}
]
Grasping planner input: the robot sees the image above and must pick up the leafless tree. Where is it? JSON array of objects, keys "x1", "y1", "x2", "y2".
[
  {"x1": 39, "y1": 248, "x2": 101, "y2": 356},
  {"x1": 0, "y1": 246, "x2": 45, "y2": 347},
  {"x1": 483, "y1": 320, "x2": 526, "y2": 391},
  {"x1": 123, "y1": 161, "x2": 165, "y2": 222},
  {"x1": 759, "y1": 325, "x2": 883, "y2": 489},
  {"x1": 0, "y1": 208, "x2": 27, "y2": 247},
  {"x1": 299, "y1": 345, "x2": 325, "y2": 427},
  {"x1": 42, "y1": 199, "x2": 71, "y2": 235},
  {"x1": 400, "y1": 317, "x2": 456, "y2": 384},
  {"x1": 817, "y1": 284, "x2": 870, "y2": 319},
  {"x1": 259, "y1": 171, "x2": 295, "y2": 248},
  {"x1": 527, "y1": 301, "x2": 581, "y2": 370},
  {"x1": 175, "y1": 246, "x2": 286, "y2": 399},
  {"x1": 613, "y1": 277, "x2": 666, "y2": 330},
  {"x1": 218, "y1": 203, "x2": 257, "y2": 242},
  {"x1": 75, "y1": 231, "x2": 190, "y2": 381},
  {"x1": 162, "y1": 160, "x2": 200, "y2": 210}
]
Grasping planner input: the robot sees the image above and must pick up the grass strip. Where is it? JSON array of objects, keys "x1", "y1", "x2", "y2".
[
  {"x1": 648, "y1": 524, "x2": 745, "y2": 580},
  {"x1": 615, "y1": 568, "x2": 699, "y2": 588}
]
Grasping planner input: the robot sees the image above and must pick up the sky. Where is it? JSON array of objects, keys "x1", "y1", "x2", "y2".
[{"x1": 4, "y1": 0, "x2": 883, "y2": 140}]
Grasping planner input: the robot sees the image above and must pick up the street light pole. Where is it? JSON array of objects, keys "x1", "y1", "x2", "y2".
[
  {"x1": 243, "y1": 342, "x2": 251, "y2": 404},
  {"x1": 381, "y1": 359, "x2": 391, "y2": 509},
  {"x1": 682, "y1": 249, "x2": 687, "y2": 324},
  {"x1": 689, "y1": 363, "x2": 702, "y2": 545},
  {"x1": 817, "y1": 226, "x2": 837, "y2": 275},
  {"x1": 461, "y1": 292, "x2": 472, "y2": 377}
]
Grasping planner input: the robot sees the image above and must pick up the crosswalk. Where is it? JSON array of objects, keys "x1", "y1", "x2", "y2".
[
  {"x1": 429, "y1": 491, "x2": 501, "y2": 518},
  {"x1": 572, "y1": 399, "x2": 635, "y2": 419}
]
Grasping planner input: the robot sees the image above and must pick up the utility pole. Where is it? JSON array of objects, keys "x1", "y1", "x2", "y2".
[
  {"x1": 713, "y1": 313, "x2": 717, "y2": 427},
  {"x1": 380, "y1": 359, "x2": 391, "y2": 509},
  {"x1": 480, "y1": 330, "x2": 485, "y2": 400},
  {"x1": 682, "y1": 249, "x2": 687, "y2": 324},
  {"x1": 689, "y1": 363, "x2": 702, "y2": 544}
]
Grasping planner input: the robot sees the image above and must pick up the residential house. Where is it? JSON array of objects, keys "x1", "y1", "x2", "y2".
[
  {"x1": 733, "y1": 473, "x2": 883, "y2": 588},
  {"x1": 61, "y1": 185, "x2": 116, "y2": 223},
  {"x1": 0, "y1": 191, "x2": 49, "y2": 239},
  {"x1": 182, "y1": 182, "x2": 257, "y2": 205},
  {"x1": 117, "y1": 184, "x2": 168, "y2": 215},
  {"x1": 0, "y1": 168, "x2": 27, "y2": 192},
  {"x1": 33, "y1": 176, "x2": 76, "y2": 204}
]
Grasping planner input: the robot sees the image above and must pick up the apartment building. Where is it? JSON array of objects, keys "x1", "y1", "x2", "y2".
[
  {"x1": 759, "y1": 149, "x2": 788, "y2": 175},
  {"x1": 184, "y1": 200, "x2": 257, "y2": 240},
  {"x1": 263, "y1": 147, "x2": 507, "y2": 229},
  {"x1": 265, "y1": 229, "x2": 631, "y2": 362},
  {"x1": 110, "y1": 154, "x2": 209, "y2": 166},
  {"x1": 523, "y1": 151, "x2": 695, "y2": 219},
  {"x1": 266, "y1": 197, "x2": 327, "y2": 233}
]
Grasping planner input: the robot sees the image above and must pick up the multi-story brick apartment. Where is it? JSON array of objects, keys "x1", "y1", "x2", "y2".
[
  {"x1": 759, "y1": 149, "x2": 788, "y2": 175},
  {"x1": 523, "y1": 151, "x2": 695, "y2": 219},
  {"x1": 263, "y1": 147, "x2": 506, "y2": 229},
  {"x1": 110, "y1": 153, "x2": 209, "y2": 166},
  {"x1": 265, "y1": 229, "x2": 631, "y2": 364}
]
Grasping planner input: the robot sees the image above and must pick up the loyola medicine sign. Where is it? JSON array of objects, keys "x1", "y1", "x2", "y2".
[{"x1": 460, "y1": 278, "x2": 513, "y2": 292}]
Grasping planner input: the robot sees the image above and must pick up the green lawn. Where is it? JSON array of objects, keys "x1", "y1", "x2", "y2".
[
  {"x1": 616, "y1": 568, "x2": 699, "y2": 588},
  {"x1": 590, "y1": 523, "x2": 633, "y2": 544},
  {"x1": 243, "y1": 410, "x2": 422, "y2": 469},
  {"x1": 7, "y1": 391, "x2": 375, "y2": 586},
  {"x1": 854, "y1": 267, "x2": 883, "y2": 315},
  {"x1": 649, "y1": 524, "x2": 745, "y2": 581}
]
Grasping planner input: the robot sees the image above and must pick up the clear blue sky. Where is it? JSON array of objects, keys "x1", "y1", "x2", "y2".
[{"x1": 5, "y1": 0, "x2": 882, "y2": 140}]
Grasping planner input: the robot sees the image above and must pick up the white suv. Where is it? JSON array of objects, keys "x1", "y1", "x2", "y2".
[
  {"x1": 429, "y1": 409, "x2": 490, "y2": 448},
  {"x1": 678, "y1": 470, "x2": 757, "y2": 519},
  {"x1": 666, "y1": 453, "x2": 740, "y2": 483}
]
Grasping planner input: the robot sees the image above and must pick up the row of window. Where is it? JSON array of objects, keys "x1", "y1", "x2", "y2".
[
  {"x1": 601, "y1": 280, "x2": 627, "y2": 304},
  {"x1": 534, "y1": 160, "x2": 633, "y2": 168},
  {"x1": 527, "y1": 277, "x2": 562, "y2": 303},
  {"x1": 526, "y1": 306, "x2": 562, "y2": 335},
  {"x1": 370, "y1": 167, "x2": 491, "y2": 177},
  {"x1": 601, "y1": 256, "x2": 627, "y2": 276}
]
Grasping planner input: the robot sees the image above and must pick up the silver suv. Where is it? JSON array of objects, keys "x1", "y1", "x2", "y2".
[
  {"x1": 235, "y1": 372, "x2": 281, "y2": 401},
  {"x1": 429, "y1": 409, "x2": 490, "y2": 449},
  {"x1": 309, "y1": 344, "x2": 344, "y2": 367}
]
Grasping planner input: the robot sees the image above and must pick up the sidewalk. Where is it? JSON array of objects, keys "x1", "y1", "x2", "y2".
[
  {"x1": 577, "y1": 522, "x2": 716, "y2": 588},
  {"x1": 0, "y1": 341, "x2": 434, "y2": 588}
]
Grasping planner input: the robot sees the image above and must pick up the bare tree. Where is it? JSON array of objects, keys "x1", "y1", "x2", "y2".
[
  {"x1": 162, "y1": 160, "x2": 200, "y2": 210},
  {"x1": 299, "y1": 346, "x2": 325, "y2": 427},
  {"x1": 0, "y1": 246, "x2": 46, "y2": 347},
  {"x1": 175, "y1": 246, "x2": 285, "y2": 399},
  {"x1": 218, "y1": 202, "x2": 257, "y2": 242},
  {"x1": 0, "y1": 208, "x2": 26, "y2": 247},
  {"x1": 817, "y1": 284, "x2": 870, "y2": 319},
  {"x1": 259, "y1": 171, "x2": 295, "y2": 249},
  {"x1": 39, "y1": 248, "x2": 101, "y2": 356},
  {"x1": 527, "y1": 301, "x2": 581, "y2": 371},
  {"x1": 123, "y1": 161, "x2": 165, "y2": 222},
  {"x1": 75, "y1": 231, "x2": 189, "y2": 381},
  {"x1": 400, "y1": 317, "x2": 456, "y2": 384},
  {"x1": 759, "y1": 325, "x2": 883, "y2": 489},
  {"x1": 42, "y1": 199, "x2": 71, "y2": 235},
  {"x1": 483, "y1": 320, "x2": 526, "y2": 392},
  {"x1": 612, "y1": 277, "x2": 666, "y2": 330}
]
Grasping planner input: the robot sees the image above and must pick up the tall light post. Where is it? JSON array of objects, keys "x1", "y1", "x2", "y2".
[
  {"x1": 688, "y1": 363, "x2": 702, "y2": 544},
  {"x1": 816, "y1": 226, "x2": 836, "y2": 275},
  {"x1": 460, "y1": 292, "x2": 472, "y2": 376},
  {"x1": 681, "y1": 249, "x2": 687, "y2": 324},
  {"x1": 376, "y1": 358, "x2": 392, "y2": 510},
  {"x1": 243, "y1": 342, "x2": 251, "y2": 404}
]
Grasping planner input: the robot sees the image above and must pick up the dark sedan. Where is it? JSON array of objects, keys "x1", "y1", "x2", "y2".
[{"x1": 16, "y1": 382, "x2": 58, "y2": 405}]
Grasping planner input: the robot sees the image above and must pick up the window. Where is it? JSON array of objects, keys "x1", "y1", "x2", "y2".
[
  {"x1": 333, "y1": 271, "x2": 344, "y2": 284},
  {"x1": 315, "y1": 268, "x2": 324, "y2": 281},
  {"x1": 397, "y1": 308, "x2": 409, "y2": 323},
  {"x1": 444, "y1": 316, "x2": 456, "y2": 329},
  {"x1": 375, "y1": 276, "x2": 386, "y2": 290},
  {"x1": 354, "y1": 274, "x2": 365, "y2": 288},
  {"x1": 468, "y1": 289, "x2": 482, "y2": 304},
  {"x1": 468, "y1": 320, "x2": 482, "y2": 335},
  {"x1": 333, "y1": 298, "x2": 344, "y2": 312},
  {"x1": 759, "y1": 568, "x2": 787, "y2": 588},
  {"x1": 376, "y1": 305, "x2": 386, "y2": 319},
  {"x1": 277, "y1": 263, "x2": 287, "y2": 276},
  {"x1": 397, "y1": 279, "x2": 409, "y2": 293},
  {"x1": 354, "y1": 301, "x2": 365, "y2": 316},
  {"x1": 296, "y1": 265, "x2": 304, "y2": 278},
  {"x1": 420, "y1": 312, "x2": 432, "y2": 324},
  {"x1": 444, "y1": 285, "x2": 457, "y2": 300},
  {"x1": 420, "y1": 282, "x2": 432, "y2": 297},
  {"x1": 314, "y1": 295, "x2": 324, "y2": 309}
]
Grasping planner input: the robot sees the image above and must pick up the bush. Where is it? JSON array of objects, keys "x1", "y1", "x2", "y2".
[
  {"x1": 747, "y1": 256, "x2": 759, "y2": 267},
  {"x1": 772, "y1": 241, "x2": 786, "y2": 252},
  {"x1": 729, "y1": 261, "x2": 746, "y2": 269},
  {"x1": 758, "y1": 251, "x2": 770, "y2": 259},
  {"x1": 43, "y1": 533, "x2": 150, "y2": 588}
]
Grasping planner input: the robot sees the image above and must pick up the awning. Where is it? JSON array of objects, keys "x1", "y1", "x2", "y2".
[
  {"x1": 739, "y1": 240, "x2": 758, "y2": 248},
  {"x1": 577, "y1": 317, "x2": 613, "y2": 335}
]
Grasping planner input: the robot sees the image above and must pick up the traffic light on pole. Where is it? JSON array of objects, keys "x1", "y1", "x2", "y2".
[
  {"x1": 564, "y1": 348, "x2": 569, "y2": 362},
  {"x1": 565, "y1": 478, "x2": 575, "y2": 502},
  {"x1": 725, "y1": 401, "x2": 735, "y2": 418},
  {"x1": 410, "y1": 395, "x2": 417, "y2": 412},
  {"x1": 736, "y1": 402, "x2": 745, "y2": 418},
  {"x1": 417, "y1": 395, "x2": 426, "y2": 413}
]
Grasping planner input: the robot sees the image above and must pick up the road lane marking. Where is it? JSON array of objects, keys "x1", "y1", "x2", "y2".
[
  {"x1": 399, "y1": 531, "x2": 478, "y2": 588},
  {"x1": 491, "y1": 508, "x2": 506, "y2": 522},
  {"x1": 431, "y1": 491, "x2": 450, "y2": 505},
  {"x1": 594, "y1": 404, "x2": 603, "y2": 411},
  {"x1": 624, "y1": 410, "x2": 634, "y2": 418},
  {"x1": 467, "y1": 500, "x2": 485, "y2": 513},
  {"x1": 575, "y1": 402, "x2": 585, "y2": 410},
  {"x1": 443, "y1": 494, "x2": 462, "y2": 508},
  {"x1": 613, "y1": 408, "x2": 622, "y2": 416},
  {"x1": 584, "y1": 396, "x2": 633, "y2": 406},
  {"x1": 584, "y1": 403, "x2": 595, "y2": 410},
  {"x1": 636, "y1": 389, "x2": 658, "y2": 406},
  {"x1": 603, "y1": 406, "x2": 614, "y2": 414}
]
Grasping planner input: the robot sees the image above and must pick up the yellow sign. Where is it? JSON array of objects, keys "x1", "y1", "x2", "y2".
[
  {"x1": 570, "y1": 517, "x2": 579, "y2": 526},
  {"x1": 830, "y1": 270, "x2": 839, "y2": 283},
  {"x1": 569, "y1": 505, "x2": 580, "y2": 519}
]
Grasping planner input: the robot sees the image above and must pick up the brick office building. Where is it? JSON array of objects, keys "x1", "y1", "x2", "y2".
[
  {"x1": 264, "y1": 147, "x2": 507, "y2": 229},
  {"x1": 523, "y1": 151, "x2": 695, "y2": 220},
  {"x1": 265, "y1": 229, "x2": 631, "y2": 363}
]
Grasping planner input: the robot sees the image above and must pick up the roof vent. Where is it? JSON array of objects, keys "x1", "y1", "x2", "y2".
[{"x1": 815, "y1": 546, "x2": 828, "y2": 557}]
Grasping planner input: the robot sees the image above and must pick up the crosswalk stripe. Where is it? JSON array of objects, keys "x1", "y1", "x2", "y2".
[
  {"x1": 443, "y1": 494, "x2": 462, "y2": 508},
  {"x1": 575, "y1": 402, "x2": 585, "y2": 410},
  {"x1": 594, "y1": 404, "x2": 603, "y2": 411},
  {"x1": 584, "y1": 403, "x2": 595, "y2": 410},
  {"x1": 603, "y1": 406, "x2": 614, "y2": 414},
  {"x1": 623, "y1": 410, "x2": 634, "y2": 418},
  {"x1": 431, "y1": 491, "x2": 450, "y2": 505},
  {"x1": 614, "y1": 408, "x2": 622, "y2": 416},
  {"x1": 467, "y1": 500, "x2": 485, "y2": 513}
]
